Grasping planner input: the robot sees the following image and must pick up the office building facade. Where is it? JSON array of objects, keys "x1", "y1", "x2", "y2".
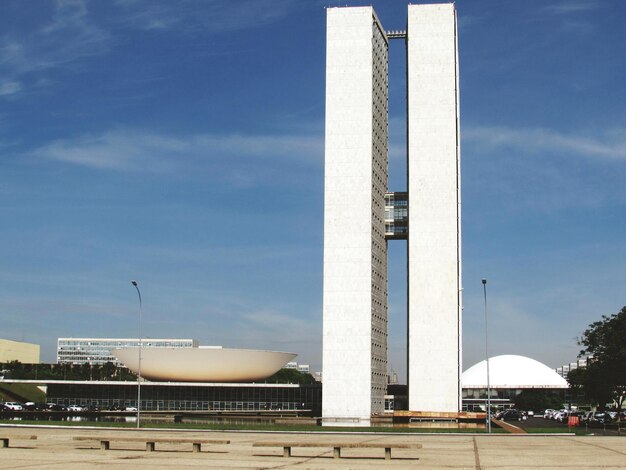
[
  {"x1": 44, "y1": 380, "x2": 322, "y2": 415},
  {"x1": 323, "y1": 4, "x2": 461, "y2": 423},
  {"x1": 323, "y1": 6, "x2": 389, "y2": 422},
  {"x1": 57, "y1": 338, "x2": 197, "y2": 365}
]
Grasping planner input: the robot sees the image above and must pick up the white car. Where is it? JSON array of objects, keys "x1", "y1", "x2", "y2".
[
  {"x1": 4, "y1": 402, "x2": 23, "y2": 411},
  {"x1": 67, "y1": 404, "x2": 84, "y2": 412},
  {"x1": 125, "y1": 406, "x2": 138, "y2": 412},
  {"x1": 543, "y1": 409, "x2": 555, "y2": 419}
]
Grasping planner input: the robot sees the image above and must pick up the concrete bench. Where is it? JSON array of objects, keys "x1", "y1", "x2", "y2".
[
  {"x1": 253, "y1": 440, "x2": 422, "y2": 460},
  {"x1": 0, "y1": 436, "x2": 37, "y2": 448},
  {"x1": 73, "y1": 436, "x2": 229, "y2": 453}
]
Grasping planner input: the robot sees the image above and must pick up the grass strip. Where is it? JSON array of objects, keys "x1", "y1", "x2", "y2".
[
  {"x1": 0, "y1": 419, "x2": 504, "y2": 433},
  {"x1": 0, "y1": 383, "x2": 46, "y2": 402}
]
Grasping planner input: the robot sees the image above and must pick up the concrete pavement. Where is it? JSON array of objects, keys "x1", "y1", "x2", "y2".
[{"x1": 0, "y1": 426, "x2": 624, "y2": 469}]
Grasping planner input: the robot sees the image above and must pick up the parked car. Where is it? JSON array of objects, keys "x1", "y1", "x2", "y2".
[
  {"x1": 22, "y1": 402, "x2": 47, "y2": 411},
  {"x1": 46, "y1": 403, "x2": 67, "y2": 411},
  {"x1": 606, "y1": 411, "x2": 618, "y2": 423},
  {"x1": 526, "y1": 410, "x2": 534, "y2": 417},
  {"x1": 499, "y1": 409, "x2": 523, "y2": 422},
  {"x1": 67, "y1": 404, "x2": 84, "y2": 412},
  {"x1": 4, "y1": 402, "x2": 23, "y2": 411},
  {"x1": 552, "y1": 409, "x2": 569, "y2": 421},
  {"x1": 588, "y1": 411, "x2": 608, "y2": 426},
  {"x1": 543, "y1": 409, "x2": 555, "y2": 419},
  {"x1": 125, "y1": 406, "x2": 138, "y2": 412},
  {"x1": 581, "y1": 411, "x2": 594, "y2": 424}
]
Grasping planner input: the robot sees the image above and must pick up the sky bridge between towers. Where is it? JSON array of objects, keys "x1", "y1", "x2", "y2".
[{"x1": 386, "y1": 30, "x2": 407, "y2": 39}]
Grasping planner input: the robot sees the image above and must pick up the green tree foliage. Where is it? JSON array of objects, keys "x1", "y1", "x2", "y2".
[
  {"x1": 570, "y1": 306, "x2": 626, "y2": 411},
  {"x1": 513, "y1": 389, "x2": 564, "y2": 412},
  {"x1": 0, "y1": 361, "x2": 137, "y2": 381},
  {"x1": 265, "y1": 368, "x2": 317, "y2": 384}
]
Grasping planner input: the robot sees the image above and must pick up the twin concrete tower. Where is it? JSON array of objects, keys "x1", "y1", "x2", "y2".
[{"x1": 322, "y1": 4, "x2": 462, "y2": 423}]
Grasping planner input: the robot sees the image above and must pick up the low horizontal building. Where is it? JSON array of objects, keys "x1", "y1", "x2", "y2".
[
  {"x1": 2, "y1": 379, "x2": 322, "y2": 416},
  {"x1": 57, "y1": 338, "x2": 197, "y2": 365},
  {"x1": 285, "y1": 361, "x2": 310, "y2": 374}
]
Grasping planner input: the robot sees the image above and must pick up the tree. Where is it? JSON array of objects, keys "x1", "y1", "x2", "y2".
[
  {"x1": 514, "y1": 389, "x2": 564, "y2": 412},
  {"x1": 265, "y1": 368, "x2": 317, "y2": 384},
  {"x1": 572, "y1": 306, "x2": 626, "y2": 411}
]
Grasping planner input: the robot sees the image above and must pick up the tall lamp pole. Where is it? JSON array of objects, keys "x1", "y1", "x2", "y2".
[
  {"x1": 131, "y1": 280, "x2": 142, "y2": 429},
  {"x1": 482, "y1": 279, "x2": 491, "y2": 433}
]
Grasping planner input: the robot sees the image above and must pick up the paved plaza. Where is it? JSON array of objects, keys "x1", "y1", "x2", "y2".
[{"x1": 0, "y1": 426, "x2": 624, "y2": 469}]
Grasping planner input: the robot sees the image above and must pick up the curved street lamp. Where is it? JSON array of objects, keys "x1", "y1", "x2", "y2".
[
  {"x1": 482, "y1": 278, "x2": 491, "y2": 433},
  {"x1": 130, "y1": 280, "x2": 142, "y2": 429}
]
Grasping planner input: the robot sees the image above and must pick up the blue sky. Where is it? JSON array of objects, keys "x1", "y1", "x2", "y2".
[{"x1": 1, "y1": 0, "x2": 624, "y2": 381}]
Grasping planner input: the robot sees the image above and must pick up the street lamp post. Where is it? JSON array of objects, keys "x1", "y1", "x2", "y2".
[
  {"x1": 130, "y1": 280, "x2": 142, "y2": 429},
  {"x1": 482, "y1": 278, "x2": 491, "y2": 433}
]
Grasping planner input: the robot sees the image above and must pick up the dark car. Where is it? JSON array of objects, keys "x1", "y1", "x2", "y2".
[
  {"x1": 499, "y1": 409, "x2": 522, "y2": 421},
  {"x1": 46, "y1": 403, "x2": 67, "y2": 412},
  {"x1": 23, "y1": 402, "x2": 48, "y2": 411},
  {"x1": 581, "y1": 411, "x2": 593, "y2": 424},
  {"x1": 587, "y1": 411, "x2": 609, "y2": 426}
]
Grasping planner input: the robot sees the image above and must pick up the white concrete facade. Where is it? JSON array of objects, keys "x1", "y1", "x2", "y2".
[
  {"x1": 323, "y1": 3, "x2": 461, "y2": 421},
  {"x1": 113, "y1": 347, "x2": 296, "y2": 382},
  {"x1": 407, "y1": 3, "x2": 461, "y2": 412},
  {"x1": 322, "y1": 6, "x2": 388, "y2": 424},
  {"x1": 0, "y1": 338, "x2": 40, "y2": 363},
  {"x1": 57, "y1": 337, "x2": 197, "y2": 365}
]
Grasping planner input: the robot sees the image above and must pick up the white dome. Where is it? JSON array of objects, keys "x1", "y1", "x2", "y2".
[{"x1": 462, "y1": 355, "x2": 568, "y2": 389}]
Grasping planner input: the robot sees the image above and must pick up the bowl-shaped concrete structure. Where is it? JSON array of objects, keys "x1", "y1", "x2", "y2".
[{"x1": 113, "y1": 346, "x2": 296, "y2": 382}]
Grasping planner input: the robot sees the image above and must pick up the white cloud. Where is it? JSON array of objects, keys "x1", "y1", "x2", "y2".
[
  {"x1": 233, "y1": 308, "x2": 322, "y2": 366},
  {"x1": 0, "y1": 0, "x2": 301, "y2": 99},
  {"x1": 461, "y1": 125, "x2": 626, "y2": 213},
  {"x1": 542, "y1": 1, "x2": 600, "y2": 14},
  {"x1": 456, "y1": 13, "x2": 490, "y2": 33},
  {"x1": 28, "y1": 128, "x2": 324, "y2": 187},
  {"x1": 30, "y1": 130, "x2": 182, "y2": 171},
  {"x1": 144, "y1": 301, "x2": 322, "y2": 368},
  {"x1": 241, "y1": 309, "x2": 314, "y2": 334},
  {"x1": 464, "y1": 125, "x2": 626, "y2": 162},
  {"x1": 0, "y1": 0, "x2": 109, "y2": 98},
  {"x1": 0, "y1": 81, "x2": 21, "y2": 96},
  {"x1": 116, "y1": 0, "x2": 299, "y2": 34},
  {"x1": 42, "y1": 0, "x2": 91, "y2": 35},
  {"x1": 529, "y1": 1, "x2": 600, "y2": 34}
]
